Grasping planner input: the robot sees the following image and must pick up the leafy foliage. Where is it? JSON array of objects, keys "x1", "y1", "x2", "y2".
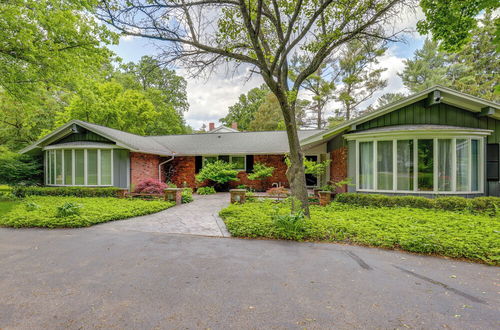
[
  {"x1": 12, "y1": 186, "x2": 123, "y2": 198},
  {"x1": 0, "y1": 147, "x2": 42, "y2": 185},
  {"x1": 336, "y1": 193, "x2": 500, "y2": 216},
  {"x1": 134, "y1": 178, "x2": 167, "y2": 194},
  {"x1": 181, "y1": 188, "x2": 194, "y2": 203},
  {"x1": 271, "y1": 207, "x2": 306, "y2": 240},
  {"x1": 0, "y1": 196, "x2": 174, "y2": 228},
  {"x1": 197, "y1": 186, "x2": 217, "y2": 195},
  {"x1": 418, "y1": 1, "x2": 499, "y2": 51},
  {"x1": 195, "y1": 161, "x2": 239, "y2": 186},
  {"x1": 220, "y1": 200, "x2": 500, "y2": 264},
  {"x1": 401, "y1": 15, "x2": 499, "y2": 102},
  {"x1": 220, "y1": 85, "x2": 269, "y2": 130},
  {"x1": 56, "y1": 202, "x2": 82, "y2": 217},
  {"x1": 24, "y1": 201, "x2": 40, "y2": 212},
  {"x1": 247, "y1": 162, "x2": 274, "y2": 181}
]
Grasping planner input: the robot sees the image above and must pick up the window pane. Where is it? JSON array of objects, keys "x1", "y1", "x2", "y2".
[
  {"x1": 87, "y1": 150, "x2": 98, "y2": 185},
  {"x1": 64, "y1": 150, "x2": 73, "y2": 185},
  {"x1": 377, "y1": 141, "x2": 393, "y2": 190},
  {"x1": 456, "y1": 139, "x2": 469, "y2": 191},
  {"x1": 75, "y1": 150, "x2": 85, "y2": 185},
  {"x1": 219, "y1": 155, "x2": 230, "y2": 162},
  {"x1": 48, "y1": 151, "x2": 54, "y2": 185},
  {"x1": 204, "y1": 156, "x2": 217, "y2": 166},
  {"x1": 438, "y1": 139, "x2": 452, "y2": 191},
  {"x1": 359, "y1": 142, "x2": 373, "y2": 189},
  {"x1": 231, "y1": 156, "x2": 245, "y2": 170},
  {"x1": 100, "y1": 150, "x2": 112, "y2": 185},
  {"x1": 397, "y1": 140, "x2": 413, "y2": 191},
  {"x1": 471, "y1": 140, "x2": 479, "y2": 191},
  {"x1": 55, "y1": 150, "x2": 63, "y2": 185},
  {"x1": 418, "y1": 139, "x2": 433, "y2": 191}
]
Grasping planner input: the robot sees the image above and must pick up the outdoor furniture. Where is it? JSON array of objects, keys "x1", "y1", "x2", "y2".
[{"x1": 164, "y1": 188, "x2": 183, "y2": 205}]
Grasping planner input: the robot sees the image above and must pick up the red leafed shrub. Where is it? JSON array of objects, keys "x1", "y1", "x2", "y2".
[
  {"x1": 266, "y1": 187, "x2": 289, "y2": 197},
  {"x1": 134, "y1": 178, "x2": 167, "y2": 194}
]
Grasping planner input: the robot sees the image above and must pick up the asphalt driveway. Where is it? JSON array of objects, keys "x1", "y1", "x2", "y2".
[
  {"x1": 0, "y1": 226, "x2": 498, "y2": 329},
  {"x1": 97, "y1": 193, "x2": 231, "y2": 237}
]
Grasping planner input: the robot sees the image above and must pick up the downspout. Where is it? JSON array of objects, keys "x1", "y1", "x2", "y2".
[{"x1": 159, "y1": 153, "x2": 175, "y2": 182}]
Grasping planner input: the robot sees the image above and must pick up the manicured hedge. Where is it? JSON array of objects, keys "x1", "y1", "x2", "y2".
[
  {"x1": 12, "y1": 186, "x2": 124, "y2": 198},
  {"x1": 335, "y1": 193, "x2": 500, "y2": 216}
]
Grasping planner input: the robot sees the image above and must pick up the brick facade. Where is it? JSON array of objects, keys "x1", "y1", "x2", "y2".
[
  {"x1": 163, "y1": 154, "x2": 289, "y2": 191},
  {"x1": 130, "y1": 152, "x2": 160, "y2": 190},
  {"x1": 330, "y1": 147, "x2": 348, "y2": 193}
]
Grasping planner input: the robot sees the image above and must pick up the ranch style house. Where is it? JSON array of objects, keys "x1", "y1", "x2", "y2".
[{"x1": 21, "y1": 85, "x2": 500, "y2": 197}]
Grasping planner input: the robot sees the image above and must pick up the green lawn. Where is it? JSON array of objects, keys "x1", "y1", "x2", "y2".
[
  {"x1": 0, "y1": 196, "x2": 174, "y2": 228},
  {"x1": 220, "y1": 200, "x2": 500, "y2": 265}
]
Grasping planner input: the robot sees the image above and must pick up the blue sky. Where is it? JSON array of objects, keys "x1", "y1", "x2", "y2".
[{"x1": 109, "y1": 13, "x2": 426, "y2": 130}]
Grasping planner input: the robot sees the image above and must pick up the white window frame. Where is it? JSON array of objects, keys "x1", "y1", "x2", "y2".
[
  {"x1": 202, "y1": 155, "x2": 247, "y2": 171},
  {"x1": 352, "y1": 134, "x2": 486, "y2": 194},
  {"x1": 44, "y1": 148, "x2": 114, "y2": 187}
]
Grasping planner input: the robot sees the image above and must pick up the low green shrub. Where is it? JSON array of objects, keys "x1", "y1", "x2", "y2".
[
  {"x1": 12, "y1": 186, "x2": 124, "y2": 198},
  {"x1": 25, "y1": 201, "x2": 40, "y2": 211},
  {"x1": 219, "y1": 200, "x2": 500, "y2": 264},
  {"x1": 271, "y1": 207, "x2": 306, "y2": 240},
  {"x1": 335, "y1": 193, "x2": 500, "y2": 216},
  {"x1": 197, "y1": 186, "x2": 216, "y2": 195},
  {"x1": 56, "y1": 202, "x2": 82, "y2": 217},
  {"x1": 0, "y1": 196, "x2": 174, "y2": 228},
  {"x1": 182, "y1": 188, "x2": 194, "y2": 203}
]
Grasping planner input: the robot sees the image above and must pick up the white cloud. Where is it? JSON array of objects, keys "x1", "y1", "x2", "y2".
[{"x1": 181, "y1": 65, "x2": 263, "y2": 129}]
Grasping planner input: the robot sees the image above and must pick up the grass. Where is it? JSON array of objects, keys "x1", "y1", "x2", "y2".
[
  {"x1": 219, "y1": 200, "x2": 500, "y2": 265},
  {"x1": 0, "y1": 196, "x2": 174, "y2": 228}
]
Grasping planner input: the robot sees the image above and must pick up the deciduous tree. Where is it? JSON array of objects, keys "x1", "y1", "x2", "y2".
[{"x1": 98, "y1": 0, "x2": 410, "y2": 215}]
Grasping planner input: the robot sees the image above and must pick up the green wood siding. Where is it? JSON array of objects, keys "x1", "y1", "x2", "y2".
[
  {"x1": 356, "y1": 100, "x2": 500, "y2": 143},
  {"x1": 51, "y1": 131, "x2": 113, "y2": 145}
]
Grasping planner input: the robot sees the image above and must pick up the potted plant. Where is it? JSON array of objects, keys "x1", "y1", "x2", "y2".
[{"x1": 318, "y1": 178, "x2": 353, "y2": 200}]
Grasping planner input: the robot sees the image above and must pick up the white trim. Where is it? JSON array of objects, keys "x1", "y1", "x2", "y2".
[
  {"x1": 84, "y1": 149, "x2": 88, "y2": 186},
  {"x1": 45, "y1": 148, "x2": 115, "y2": 187},
  {"x1": 351, "y1": 136, "x2": 484, "y2": 194},
  {"x1": 43, "y1": 144, "x2": 121, "y2": 150},
  {"x1": 97, "y1": 150, "x2": 101, "y2": 186}
]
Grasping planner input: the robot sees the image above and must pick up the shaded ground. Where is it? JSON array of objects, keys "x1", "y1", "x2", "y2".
[
  {"x1": 97, "y1": 193, "x2": 230, "y2": 237},
  {"x1": 0, "y1": 227, "x2": 498, "y2": 329}
]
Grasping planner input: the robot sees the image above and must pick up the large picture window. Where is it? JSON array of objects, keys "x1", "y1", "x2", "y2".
[
  {"x1": 45, "y1": 149, "x2": 113, "y2": 186},
  {"x1": 355, "y1": 137, "x2": 484, "y2": 194},
  {"x1": 202, "y1": 155, "x2": 247, "y2": 171}
]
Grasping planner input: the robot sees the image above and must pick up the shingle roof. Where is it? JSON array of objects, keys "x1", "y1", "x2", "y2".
[
  {"x1": 151, "y1": 130, "x2": 323, "y2": 155},
  {"x1": 20, "y1": 119, "x2": 324, "y2": 156}
]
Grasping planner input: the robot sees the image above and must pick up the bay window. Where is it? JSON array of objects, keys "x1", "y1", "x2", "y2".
[
  {"x1": 355, "y1": 136, "x2": 485, "y2": 194},
  {"x1": 44, "y1": 148, "x2": 113, "y2": 186}
]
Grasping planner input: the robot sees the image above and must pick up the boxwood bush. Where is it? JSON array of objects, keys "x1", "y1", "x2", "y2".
[
  {"x1": 12, "y1": 186, "x2": 124, "y2": 198},
  {"x1": 335, "y1": 193, "x2": 500, "y2": 216}
]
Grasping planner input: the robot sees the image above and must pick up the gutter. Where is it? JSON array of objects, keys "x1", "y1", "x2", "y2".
[{"x1": 159, "y1": 154, "x2": 175, "y2": 181}]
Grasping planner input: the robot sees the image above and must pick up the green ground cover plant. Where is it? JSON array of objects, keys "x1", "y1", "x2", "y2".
[
  {"x1": 182, "y1": 188, "x2": 194, "y2": 203},
  {"x1": 197, "y1": 186, "x2": 216, "y2": 195},
  {"x1": 220, "y1": 200, "x2": 500, "y2": 264},
  {"x1": 0, "y1": 196, "x2": 174, "y2": 228}
]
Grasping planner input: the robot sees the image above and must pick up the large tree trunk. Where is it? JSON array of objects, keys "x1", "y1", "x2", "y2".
[{"x1": 274, "y1": 89, "x2": 310, "y2": 217}]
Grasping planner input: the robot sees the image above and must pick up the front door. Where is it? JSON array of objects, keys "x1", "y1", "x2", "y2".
[{"x1": 305, "y1": 155, "x2": 318, "y2": 187}]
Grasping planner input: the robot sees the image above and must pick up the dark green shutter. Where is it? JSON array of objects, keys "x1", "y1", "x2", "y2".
[
  {"x1": 246, "y1": 155, "x2": 254, "y2": 173},
  {"x1": 195, "y1": 156, "x2": 203, "y2": 173},
  {"x1": 487, "y1": 144, "x2": 499, "y2": 181}
]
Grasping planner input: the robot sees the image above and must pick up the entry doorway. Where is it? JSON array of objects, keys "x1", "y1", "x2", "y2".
[{"x1": 305, "y1": 155, "x2": 318, "y2": 187}]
